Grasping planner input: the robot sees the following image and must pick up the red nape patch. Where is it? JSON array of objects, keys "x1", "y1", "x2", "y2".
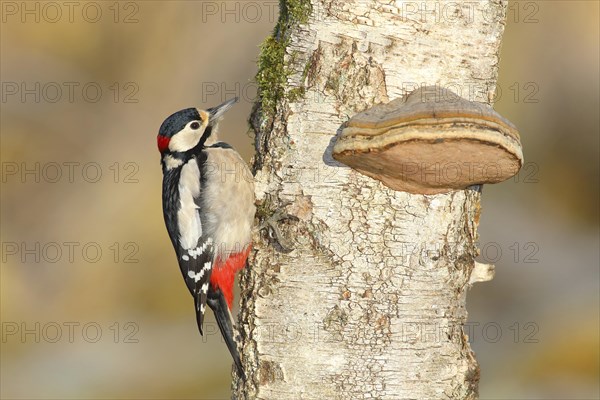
[
  {"x1": 210, "y1": 245, "x2": 252, "y2": 309},
  {"x1": 157, "y1": 135, "x2": 170, "y2": 153}
]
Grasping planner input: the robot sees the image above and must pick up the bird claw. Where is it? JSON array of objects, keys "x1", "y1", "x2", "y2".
[{"x1": 259, "y1": 210, "x2": 298, "y2": 253}]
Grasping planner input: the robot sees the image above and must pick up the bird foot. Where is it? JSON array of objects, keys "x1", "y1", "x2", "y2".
[{"x1": 258, "y1": 210, "x2": 299, "y2": 253}]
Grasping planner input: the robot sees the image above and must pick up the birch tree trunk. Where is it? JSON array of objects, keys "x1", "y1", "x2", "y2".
[{"x1": 236, "y1": 1, "x2": 508, "y2": 398}]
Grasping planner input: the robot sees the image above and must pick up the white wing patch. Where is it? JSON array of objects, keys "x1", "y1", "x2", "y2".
[{"x1": 177, "y1": 159, "x2": 202, "y2": 250}]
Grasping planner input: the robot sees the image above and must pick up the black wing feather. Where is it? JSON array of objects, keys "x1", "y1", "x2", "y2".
[
  {"x1": 162, "y1": 154, "x2": 214, "y2": 335},
  {"x1": 176, "y1": 238, "x2": 213, "y2": 335}
]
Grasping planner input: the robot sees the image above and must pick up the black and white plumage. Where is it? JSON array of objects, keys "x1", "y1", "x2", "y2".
[{"x1": 158, "y1": 98, "x2": 255, "y2": 380}]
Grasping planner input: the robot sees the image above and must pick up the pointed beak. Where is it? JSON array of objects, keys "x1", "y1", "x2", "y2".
[{"x1": 207, "y1": 97, "x2": 238, "y2": 122}]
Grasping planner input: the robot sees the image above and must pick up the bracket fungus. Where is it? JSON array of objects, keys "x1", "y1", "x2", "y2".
[{"x1": 332, "y1": 86, "x2": 523, "y2": 194}]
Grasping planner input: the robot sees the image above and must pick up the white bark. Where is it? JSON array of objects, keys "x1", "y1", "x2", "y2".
[{"x1": 237, "y1": 1, "x2": 508, "y2": 398}]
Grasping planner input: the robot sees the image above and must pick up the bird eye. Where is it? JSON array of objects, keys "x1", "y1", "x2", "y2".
[{"x1": 190, "y1": 121, "x2": 200, "y2": 130}]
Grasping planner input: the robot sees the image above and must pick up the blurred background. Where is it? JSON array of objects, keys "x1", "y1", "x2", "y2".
[{"x1": 1, "y1": 1, "x2": 598, "y2": 399}]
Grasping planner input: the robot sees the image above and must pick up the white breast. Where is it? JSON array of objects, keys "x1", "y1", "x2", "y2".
[{"x1": 202, "y1": 148, "x2": 255, "y2": 260}]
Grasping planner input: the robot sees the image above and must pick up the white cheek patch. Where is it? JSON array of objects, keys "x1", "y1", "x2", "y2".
[{"x1": 169, "y1": 127, "x2": 202, "y2": 152}]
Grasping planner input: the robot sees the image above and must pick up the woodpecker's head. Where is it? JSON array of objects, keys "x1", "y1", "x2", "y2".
[{"x1": 157, "y1": 97, "x2": 238, "y2": 154}]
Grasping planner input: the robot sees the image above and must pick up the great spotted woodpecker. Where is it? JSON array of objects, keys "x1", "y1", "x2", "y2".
[{"x1": 157, "y1": 97, "x2": 254, "y2": 380}]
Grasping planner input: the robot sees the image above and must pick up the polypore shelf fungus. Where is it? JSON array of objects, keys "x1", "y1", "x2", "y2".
[{"x1": 332, "y1": 86, "x2": 523, "y2": 194}]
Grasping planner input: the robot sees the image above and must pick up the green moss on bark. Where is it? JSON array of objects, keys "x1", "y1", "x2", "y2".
[{"x1": 255, "y1": 0, "x2": 312, "y2": 119}]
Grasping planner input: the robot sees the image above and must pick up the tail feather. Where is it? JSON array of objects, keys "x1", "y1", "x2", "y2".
[
  {"x1": 207, "y1": 289, "x2": 246, "y2": 381},
  {"x1": 194, "y1": 294, "x2": 205, "y2": 335}
]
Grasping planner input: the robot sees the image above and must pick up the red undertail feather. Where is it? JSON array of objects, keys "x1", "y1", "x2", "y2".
[{"x1": 210, "y1": 245, "x2": 251, "y2": 308}]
